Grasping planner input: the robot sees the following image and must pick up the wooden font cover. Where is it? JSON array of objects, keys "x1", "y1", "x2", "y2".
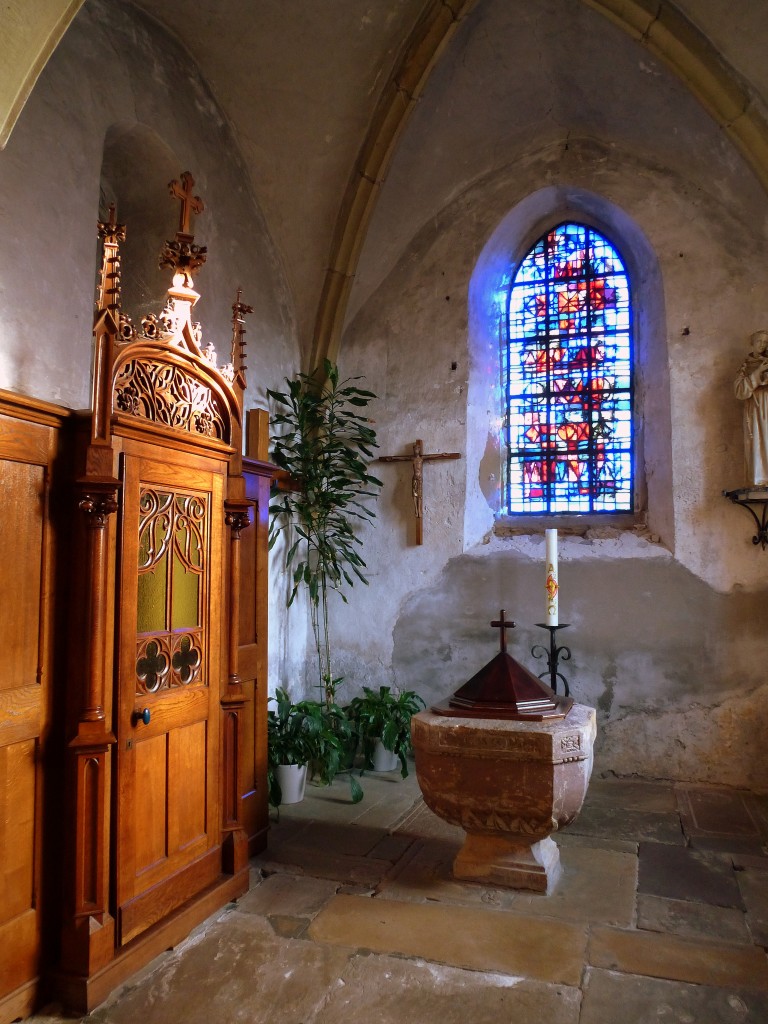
[{"x1": 431, "y1": 610, "x2": 573, "y2": 720}]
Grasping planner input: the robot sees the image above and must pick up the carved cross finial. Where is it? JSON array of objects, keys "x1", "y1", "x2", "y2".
[
  {"x1": 490, "y1": 609, "x2": 516, "y2": 653},
  {"x1": 169, "y1": 171, "x2": 204, "y2": 237}
]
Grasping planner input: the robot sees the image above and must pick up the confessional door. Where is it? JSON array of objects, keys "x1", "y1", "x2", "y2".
[{"x1": 114, "y1": 441, "x2": 225, "y2": 946}]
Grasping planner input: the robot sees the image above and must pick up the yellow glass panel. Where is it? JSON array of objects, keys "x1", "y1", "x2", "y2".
[
  {"x1": 137, "y1": 489, "x2": 170, "y2": 634},
  {"x1": 137, "y1": 560, "x2": 168, "y2": 633},
  {"x1": 171, "y1": 551, "x2": 200, "y2": 630}
]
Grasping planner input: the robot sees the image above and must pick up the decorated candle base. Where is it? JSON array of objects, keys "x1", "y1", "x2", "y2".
[{"x1": 532, "y1": 623, "x2": 572, "y2": 697}]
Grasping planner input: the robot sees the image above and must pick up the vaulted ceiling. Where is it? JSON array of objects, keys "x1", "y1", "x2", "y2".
[
  {"x1": 129, "y1": 0, "x2": 768, "y2": 367},
  {"x1": 3, "y1": 0, "x2": 768, "y2": 368}
]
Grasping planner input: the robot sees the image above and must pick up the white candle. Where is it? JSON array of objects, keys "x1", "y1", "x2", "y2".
[{"x1": 545, "y1": 528, "x2": 559, "y2": 626}]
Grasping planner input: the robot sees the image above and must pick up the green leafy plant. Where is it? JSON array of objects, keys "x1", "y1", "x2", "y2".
[
  {"x1": 298, "y1": 698, "x2": 362, "y2": 800},
  {"x1": 348, "y1": 686, "x2": 426, "y2": 778},
  {"x1": 267, "y1": 688, "x2": 313, "y2": 807},
  {"x1": 267, "y1": 359, "x2": 381, "y2": 706},
  {"x1": 267, "y1": 688, "x2": 363, "y2": 807}
]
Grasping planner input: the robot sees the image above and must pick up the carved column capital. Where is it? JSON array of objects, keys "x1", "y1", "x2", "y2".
[
  {"x1": 224, "y1": 499, "x2": 252, "y2": 538},
  {"x1": 78, "y1": 477, "x2": 120, "y2": 527}
]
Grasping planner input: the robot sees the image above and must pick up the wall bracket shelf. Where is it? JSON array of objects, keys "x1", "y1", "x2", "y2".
[{"x1": 723, "y1": 486, "x2": 768, "y2": 549}]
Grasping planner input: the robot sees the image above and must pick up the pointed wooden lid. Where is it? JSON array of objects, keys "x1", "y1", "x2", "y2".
[{"x1": 431, "y1": 610, "x2": 573, "y2": 721}]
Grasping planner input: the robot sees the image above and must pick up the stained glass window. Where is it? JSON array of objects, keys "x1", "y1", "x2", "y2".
[{"x1": 504, "y1": 222, "x2": 633, "y2": 515}]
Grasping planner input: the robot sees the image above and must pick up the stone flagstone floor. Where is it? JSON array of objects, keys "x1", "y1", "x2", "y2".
[{"x1": 28, "y1": 769, "x2": 768, "y2": 1023}]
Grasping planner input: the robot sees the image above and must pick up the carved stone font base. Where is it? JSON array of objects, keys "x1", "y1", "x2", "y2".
[
  {"x1": 412, "y1": 703, "x2": 596, "y2": 894},
  {"x1": 453, "y1": 834, "x2": 561, "y2": 893}
]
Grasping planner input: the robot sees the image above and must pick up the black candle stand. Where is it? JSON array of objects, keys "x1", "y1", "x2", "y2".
[{"x1": 532, "y1": 623, "x2": 572, "y2": 697}]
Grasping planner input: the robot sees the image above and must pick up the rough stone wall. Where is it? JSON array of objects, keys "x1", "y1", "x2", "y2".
[
  {"x1": 0, "y1": 0, "x2": 304, "y2": 693},
  {"x1": 335, "y1": 0, "x2": 768, "y2": 790}
]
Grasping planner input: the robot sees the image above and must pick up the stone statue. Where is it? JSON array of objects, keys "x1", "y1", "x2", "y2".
[{"x1": 735, "y1": 329, "x2": 768, "y2": 486}]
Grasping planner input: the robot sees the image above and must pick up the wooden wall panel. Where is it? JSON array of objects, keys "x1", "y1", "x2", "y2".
[
  {"x1": 0, "y1": 393, "x2": 67, "y2": 1024},
  {"x1": 0, "y1": 740, "x2": 36, "y2": 922},
  {"x1": 0, "y1": 462, "x2": 43, "y2": 691},
  {"x1": 0, "y1": 912, "x2": 36, "y2": 996},
  {"x1": 238, "y1": 523, "x2": 257, "y2": 645},
  {"x1": 133, "y1": 734, "x2": 168, "y2": 875},
  {"x1": 169, "y1": 720, "x2": 207, "y2": 850}
]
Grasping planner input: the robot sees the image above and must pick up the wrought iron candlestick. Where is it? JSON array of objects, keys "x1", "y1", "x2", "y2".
[{"x1": 532, "y1": 624, "x2": 572, "y2": 697}]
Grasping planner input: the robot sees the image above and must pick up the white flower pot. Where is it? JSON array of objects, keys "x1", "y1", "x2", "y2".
[
  {"x1": 372, "y1": 739, "x2": 399, "y2": 773},
  {"x1": 275, "y1": 763, "x2": 307, "y2": 804}
]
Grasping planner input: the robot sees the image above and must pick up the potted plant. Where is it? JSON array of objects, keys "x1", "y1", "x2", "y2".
[
  {"x1": 267, "y1": 687, "x2": 312, "y2": 806},
  {"x1": 268, "y1": 359, "x2": 381, "y2": 704},
  {"x1": 267, "y1": 688, "x2": 364, "y2": 806},
  {"x1": 297, "y1": 697, "x2": 359, "y2": 792},
  {"x1": 349, "y1": 686, "x2": 426, "y2": 778}
]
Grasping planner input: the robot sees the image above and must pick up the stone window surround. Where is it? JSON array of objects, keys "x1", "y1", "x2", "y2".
[{"x1": 466, "y1": 185, "x2": 673, "y2": 551}]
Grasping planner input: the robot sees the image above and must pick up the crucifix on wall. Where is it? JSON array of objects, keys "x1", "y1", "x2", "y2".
[{"x1": 377, "y1": 439, "x2": 461, "y2": 545}]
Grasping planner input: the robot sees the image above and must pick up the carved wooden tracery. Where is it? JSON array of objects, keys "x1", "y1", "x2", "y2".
[
  {"x1": 111, "y1": 296, "x2": 238, "y2": 444},
  {"x1": 114, "y1": 357, "x2": 228, "y2": 438},
  {"x1": 136, "y1": 486, "x2": 207, "y2": 696}
]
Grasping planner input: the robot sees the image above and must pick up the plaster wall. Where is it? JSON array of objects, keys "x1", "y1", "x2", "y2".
[
  {"x1": 0, "y1": 0, "x2": 305, "y2": 694},
  {"x1": 332, "y1": 0, "x2": 768, "y2": 789}
]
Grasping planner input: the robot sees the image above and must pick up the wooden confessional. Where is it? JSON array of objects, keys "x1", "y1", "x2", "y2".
[{"x1": 0, "y1": 174, "x2": 274, "y2": 1020}]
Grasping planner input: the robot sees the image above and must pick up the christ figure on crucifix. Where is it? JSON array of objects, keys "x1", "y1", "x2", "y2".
[
  {"x1": 378, "y1": 438, "x2": 462, "y2": 544},
  {"x1": 411, "y1": 440, "x2": 424, "y2": 518}
]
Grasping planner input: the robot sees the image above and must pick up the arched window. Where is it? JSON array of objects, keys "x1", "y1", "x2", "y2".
[{"x1": 504, "y1": 221, "x2": 633, "y2": 515}]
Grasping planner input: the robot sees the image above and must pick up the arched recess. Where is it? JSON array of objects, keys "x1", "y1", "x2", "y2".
[
  {"x1": 99, "y1": 123, "x2": 180, "y2": 323},
  {"x1": 465, "y1": 186, "x2": 673, "y2": 550}
]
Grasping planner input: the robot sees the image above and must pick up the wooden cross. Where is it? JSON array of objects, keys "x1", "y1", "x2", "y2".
[
  {"x1": 169, "y1": 171, "x2": 204, "y2": 236},
  {"x1": 377, "y1": 439, "x2": 461, "y2": 545},
  {"x1": 491, "y1": 610, "x2": 516, "y2": 653}
]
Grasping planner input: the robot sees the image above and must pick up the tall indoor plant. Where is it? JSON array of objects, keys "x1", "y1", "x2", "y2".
[{"x1": 268, "y1": 358, "x2": 381, "y2": 703}]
